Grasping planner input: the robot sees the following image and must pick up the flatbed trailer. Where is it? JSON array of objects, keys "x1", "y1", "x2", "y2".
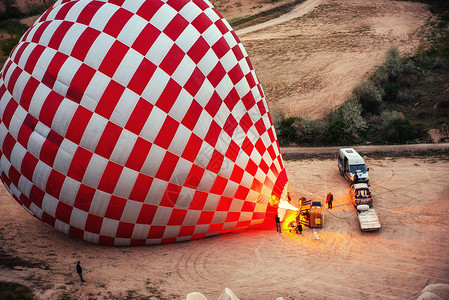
[{"x1": 357, "y1": 207, "x2": 381, "y2": 231}]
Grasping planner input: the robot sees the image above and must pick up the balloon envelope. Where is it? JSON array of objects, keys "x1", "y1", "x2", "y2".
[{"x1": 0, "y1": 0, "x2": 288, "y2": 245}]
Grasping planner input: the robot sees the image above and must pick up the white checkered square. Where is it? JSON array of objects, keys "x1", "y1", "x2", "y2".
[
  {"x1": 113, "y1": 167, "x2": 139, "y2": 199},
  {"x1": 53, "y1": 139, "x2": 78, "y2": 174},
  {"x1": 144, "y1": 178, "x2": 167, "y2": 205},
  {"x1": 89, "y1": 190, "x2": 111, "y2": 216},
  {"x1": 82, "y1": 72, "x2": 111, "y2": 111},
  {"x1": 141, "y1": 67, "x2": 170, "y2": 104},
  {"x1": 32, "y1": 48, "x2": 56, "y2": 81},
  {"x1": 175, "y1": 24, "x2": 201, "y2": 52},
  {"x1": 168, "y1": 89, "x2": 193, "y2": 122},
  {"x1": 109, "y1": 130, "x2": 138, "y2": 165},
  {"x1": 179, "y1": 2, "x2": 202, "y2": 22},
  {"x1": 52, "y1": 99, "x2": 79, "y2": 135},
  {"x1": 175, "y1": 186, "x2": 196, "y2": 209},
  {"x1": 59, "y1": 24, "x2": 87, "y2": 55},
  {"x1": 42, "y1": 193, "x2": 59, "y2": 217},
  {"x1": 100, "y1": 218, "x2": 119, "y2": 236},
  {"x1": 112, "y1": 49, "x2": 143, "y2": 86},
  {"x1": 89, "y1": 3, "x2": 120, "y2": 32},
  {"x1": 79, "y1": 114, "x2": 108, "y2": 151},
  {"x1": 152, "y1": 206, "x2": 173, "y2": 225},
  {"x1": 117, "y1": 15, "x2": 148, "y2": 47},
  {"x1": 167, "y1": 126, "x2": 191, "y2": 158},
  {"x1": 55, "y1": 219, "x2": 70, "y2": 234},
  {"x1": 84, "y1": 33, "x2": 116, "y2": 70},
  {"x1": 197, "y1": 48, "x2": 219, "y2": 76},
  {"x1": 18, "y1": 176, "x2": 33, "y2": 199},
  {"x1": 150, "y1": 4, "x2": 177, "y2": 32},
  {"x1": 109, "y1": 89, "x2": 140, "y2": 127},
  {"x1": 60, "y1": 177, "x2": 80, "y2": 206},
  {"x1": 83, "y1": 232, "x2": 100, "y2": 244},
  {"x1": 131, "y1": 224, "x2": 150, "y2": 239},
  {"x1": 195, "y1": 79, "x2": 214, "y2": 107},
  {"x1": 120, "y1": 200, "x2": 143, "y2": 223},
  {"x1": 202, "y1": 25, "x2": 222, "y2": 47},
  {"x1": 83, "y1": 154, "x2": 108, "y2": 188},
  {"x1": 11, "y1": 70, "x2": 30, "y2": 101},
  {"x1": 171, "y1": 56, "x2": 196, "y2": 87},
  {"x1": 163, "y1": 225, "x2": 180, "y2": 239}
]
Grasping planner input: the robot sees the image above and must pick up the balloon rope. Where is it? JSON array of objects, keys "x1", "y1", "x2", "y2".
[{"x1": 287, "y1": 181, "x2": 299, "y2": 202}]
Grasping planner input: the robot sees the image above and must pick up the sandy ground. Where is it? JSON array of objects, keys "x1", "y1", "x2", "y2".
[{"x1": 1, "y1": 156, "x2": 449, "y2": 299}]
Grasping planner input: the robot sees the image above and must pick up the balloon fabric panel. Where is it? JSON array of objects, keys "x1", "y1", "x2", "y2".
[{"x1": 0, "y1": 0, "x2": 288, "y2": 245}]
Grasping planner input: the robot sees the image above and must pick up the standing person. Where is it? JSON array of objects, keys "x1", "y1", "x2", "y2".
[
  {"x1": 274, "y1": 214, "x2": 281, "y2": 233},
  {"x1": 76, "y1": 261, "x2": 85, "y2": 282},
  {"x1": 353, "y1": 172, "x2": 359, "y2": 184},
  {"x1": 297, "y1": 222, "x2": 303, "y2": 234},
  {"x1": 326, "y1": 191, "x2": 333, "y2": 209}
]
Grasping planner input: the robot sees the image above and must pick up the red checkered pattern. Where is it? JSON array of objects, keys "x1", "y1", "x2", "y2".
[{"x1": 0, "y1": 0, "x2": 288, "y2": 246}]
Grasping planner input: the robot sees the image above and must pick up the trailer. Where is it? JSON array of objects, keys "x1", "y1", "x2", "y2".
[{"x1": 356, "y1": 205, "x2": 381, "y2": 231}]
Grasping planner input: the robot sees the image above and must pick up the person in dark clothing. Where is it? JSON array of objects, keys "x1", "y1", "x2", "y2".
[
  {"x1": 296, "y1": 222, "x2": 303, "y2": 234},
  {"x1": 76, "y1": 261, "x2": 85, "y2": 282},
  {"x1": 353, "y1": 172, "x2": 359, "y2": 184},
  {"x1": 274, "y1": 214, "x2": 281, "y2": 233},
  {"x1": 326, "y1": 191, "x2": 334, "y2": 209}
]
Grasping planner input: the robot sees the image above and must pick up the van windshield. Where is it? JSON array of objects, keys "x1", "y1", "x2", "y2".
[{"x1": 350, "y1": 164, "x2": 367, "y2": 173}]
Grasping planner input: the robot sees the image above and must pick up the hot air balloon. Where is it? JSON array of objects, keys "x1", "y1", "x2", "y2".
[{"x1": 0, "y1": 0, "x2": 289, "y2": 245}]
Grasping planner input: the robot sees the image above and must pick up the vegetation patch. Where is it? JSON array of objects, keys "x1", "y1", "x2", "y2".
[{"x1": 0, "y1": 281, "x2": 34, "y2": 300}]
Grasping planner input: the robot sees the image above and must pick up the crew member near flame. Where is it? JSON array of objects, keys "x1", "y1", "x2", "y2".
[{"x1": 326, "y1": 191, "x2": 333, "y2": 209}]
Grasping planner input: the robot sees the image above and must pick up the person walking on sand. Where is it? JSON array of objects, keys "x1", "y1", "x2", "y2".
[
  {"x1": 326, "y1": 191, "x2": 333, "y2": 209},
  {"x1": 274, "y1": 214, "x2": 281, "y2": 233},
  {"x1": 76, "y1": 261, "x2": 85, "y2": 282}
]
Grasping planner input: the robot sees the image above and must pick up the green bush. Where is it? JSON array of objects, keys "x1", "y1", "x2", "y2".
[
  {"x1": 293, "y1": 117, "x2": 328, "y2": 145},
  {"x1": 353, "y1": 81, "x2": 383, "y2": 115},
  {"x1": 1, "y1": 36, "x2": 21, "y2": 56},
  {"x1": 384, "y1": 45, "x2": 403, "y2": 80},
  {"x1": 382, "y1": 81, "x2": 400, "y2": 102},
  {"x1": 382, "y1": 117, "x2": 417, "y2": 144},
  {"x1": 338, "y1": 97, "x2": 367, "y2": 143},
  {"x1": 276, "y1": 116, "x2": 300, "y2": 146},
  {"x1": 0, "y1": 19, "x2": 29, "y2": 56},
  {"x1": 326, "y1": 119, "x2": 345, "y2": 144}
]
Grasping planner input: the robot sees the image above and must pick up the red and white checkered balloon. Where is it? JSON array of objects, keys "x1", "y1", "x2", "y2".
[{"x1": 0, "y1": 0, "x2": 288, "y2": 245}]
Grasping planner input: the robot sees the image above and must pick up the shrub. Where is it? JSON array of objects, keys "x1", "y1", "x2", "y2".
[
  {"x1": 338, "y1": 97, "x2": 367, "y2": 143},
  {"x1": 276, "y1": 116, "x2": 300, "y2": 146},
  {"x1": 382, "y1": 117, "x2": 417, "y2": 144},
  {"x1": 384, "y1": 45, "x2": 403, "y2": 80},
  {"x1": 1, "y1": 36, "x2": 21, "y2": 56},
  {"x1": 293, "y1": 117, "x2": 328, "y2": 145},
  {"x1": 382, "y1": 81, "x2": 400, "y2": 102},
  {"x1": 380, "y1": 110, "x2": 404, "y2": 125},
  {"x1": 353, "y1": 81, "x2": 383, "y2": 115},
  {"x1": 0, "y1": 19, "x2": 28, "y2": 56},
  {"x1": 326, "y1": 119, "x2": 345, "y2": 144}
]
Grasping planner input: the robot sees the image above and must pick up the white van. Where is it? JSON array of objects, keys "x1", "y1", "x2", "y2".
[{"x1": 338, "y1": 148, "x2": 369, "y2": 184}]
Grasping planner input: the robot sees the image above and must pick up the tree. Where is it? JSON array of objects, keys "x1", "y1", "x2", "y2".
[{"x1": 0, "y1": 19, "x2": 28, "y2": 56}]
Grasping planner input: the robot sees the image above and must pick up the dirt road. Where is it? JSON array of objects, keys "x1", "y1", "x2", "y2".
[
  {"x1": 236, "y1": 0, "x2": 323, "y2": 36},
  {"x1": 281, "y1": 143, "x2": 449, "y2": 159}
]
